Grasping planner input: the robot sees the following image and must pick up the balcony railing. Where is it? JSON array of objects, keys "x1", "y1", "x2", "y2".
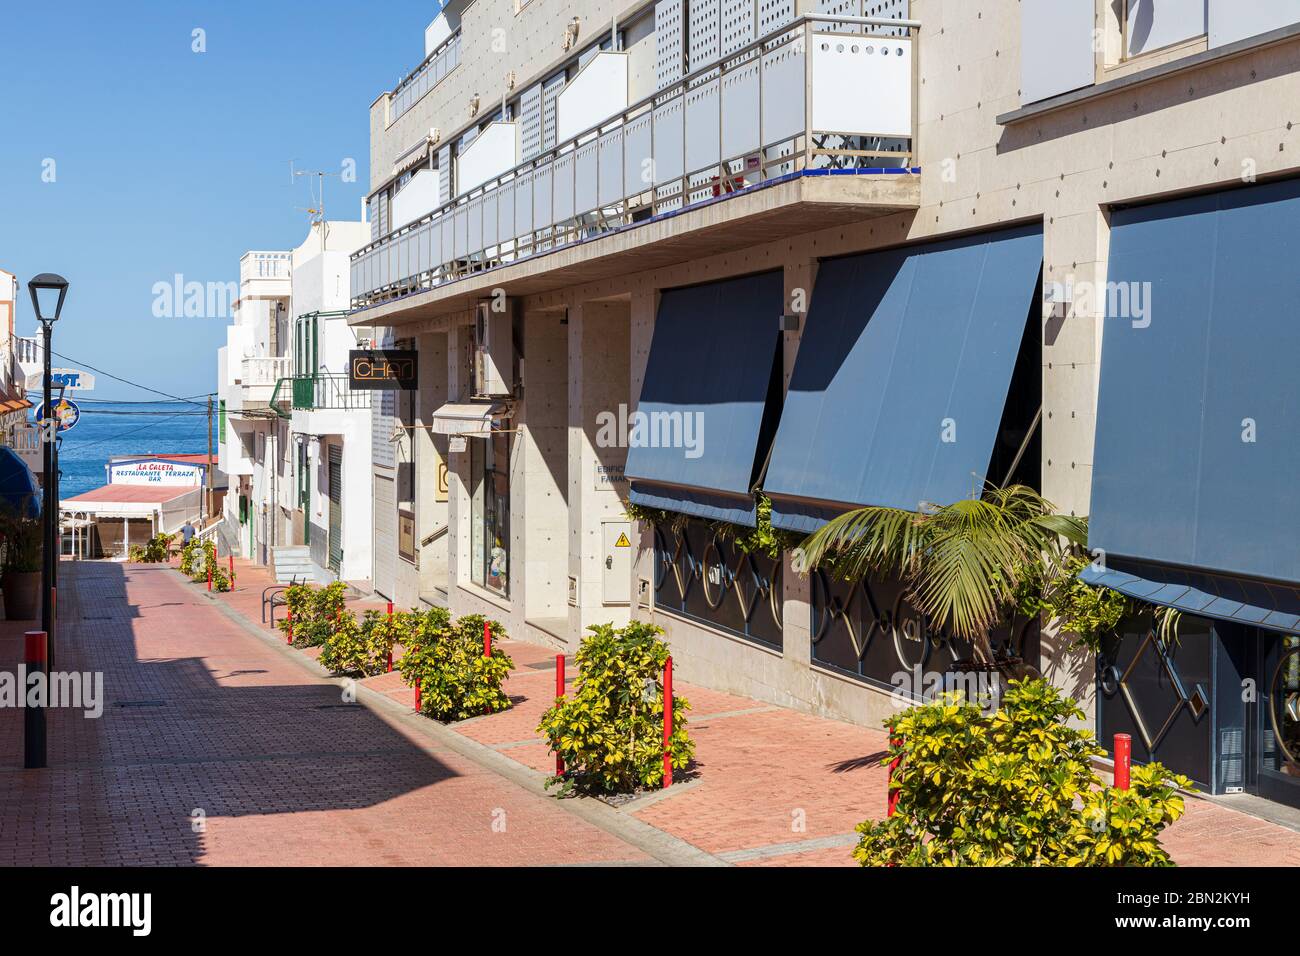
[
  {"x1": 279, "y1": 373, "x2": 372, "y2": 415},
  {"x1": 240, "y1": 251, "x2": 292, "y2": 283},
  {"x1": 241, "y1": 356, "x2": 291, "y2": 389},
  {"x1": 351, "y1": 11, "x2": 919, "y2": 310},
  {"x1": 390, "y1": 29, "x2": 462, "y2": 124}
]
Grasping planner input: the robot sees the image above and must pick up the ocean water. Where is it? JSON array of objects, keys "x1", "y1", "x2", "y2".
[{"x1": 52, "y1": 401, "x2": 215, "y2": 500}]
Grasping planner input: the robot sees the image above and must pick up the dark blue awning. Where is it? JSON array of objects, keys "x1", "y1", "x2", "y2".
[
  {"x1": 0, "y1": 446, "x2": 39, "y2": 519},
  {"x1": 1080, "y1": 559, "x2": 1300, "y2": 636},
  {"x1": 1090, "y1": 179, "x2": 1300, "y2": 596},
  {"x1": 764, "y1": 224, "x2": 1043, "y2": 533},
  {"x1": 626, "y1": 270, "x2": 784, "y2": 526}
]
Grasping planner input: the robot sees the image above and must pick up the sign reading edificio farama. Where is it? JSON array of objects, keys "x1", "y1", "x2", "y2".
[{"x1": 349, "y1": 350, "x2": 417, "y2": 390}]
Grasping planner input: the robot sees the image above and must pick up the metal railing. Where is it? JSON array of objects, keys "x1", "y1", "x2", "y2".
[
  {"x1": 282, "y1": 373, "x2": 373, "y2": 413},
  {"x1": 351, "y1": 11, "x2": 919, "y2": 310},
  {"x1": 241, "y1": 356, "x2": 291, "y2": 388},
  {"x1": 389, "y1": 29, "x2": 462, "y2": 124}
]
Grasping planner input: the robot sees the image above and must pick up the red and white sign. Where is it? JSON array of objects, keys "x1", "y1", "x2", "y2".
[{"x1": 107, "y1": 458, "x2": 205, "y2": 486}]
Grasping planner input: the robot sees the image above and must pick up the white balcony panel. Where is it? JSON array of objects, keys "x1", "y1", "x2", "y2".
[
  {"x1": 1209, "y1": 0, "x2": 1300, "y2": 47},
  {"x1": 438, "y1": 145, "x2": 452, "y2": 202},
  {"x1": 556, "y1": 52, "x2": 629, "y2": 143},
  {"x1": 427, "y1": 217, "x2": 442, "y2": 271},
  {"x1": 497, "y1": 180, "x2": 517, "y2": 241},
  {"x1": 811, "y1": 36, "x2": 912, "y2": 139},
  {"x1": 467, "y1": 196, "x2": 484, "y2": 254},
  {"x1": 456, "y1": 122, "x2": 518, "y2": 196},
  {"x1": 481, "y1": 191, "x2": 499, "y2": 248},
  {"x1": 623, "y1": 114, "x2": 653, "y2": 193},
  {"x1": 758, "y1": 0, "x2": 797, "y2": 34},
  {"x1": 689, "y1": 0, "x2": 722, "y2": 72},
  {"x1": 514, "y1": 172, "x2": 534, "y2": 234},
  {"x1": 575, "y1": 141, "x2": 599, "y2": 216},
  {"x1": 533, "y1": 162, "x2": 555, "y2": 228},
  {"x1": 721, "y1": 60, "x2": 761, "y2": 159},
  {"x1": 598, "y1": 128, "x2": 625, "y2": 206},
  {"x1": 656, "y1": 0, "x2": 687, "y2": 90},
  {"x1": 1125, "y1": 0, "x2": 1206, "y2": 56},
  {"x1": 652, "y1": 96, "x2": 685, "y2": 185},
  {"x1": 391, "y1": 168, "x2": 439, "y2": 230},
  {"x1": 398, "y1": 233, "x2": 412, "y2": 282},
  {"x1": 761, "y1": 41, "x2": 805, "y2": 145},
  {"x1": 1020, "y1": 0, "x2": 1095, "y2": 105},
  {"x1": 519, "y1": 83, "x2": 544, "y2": 160},
  {"x1": 453, "y1": 206, "x2": 469, "y2": 258},
  {"x1": 553, "y1": 153, "x2": 576, "y2": 222},
  {"x1": 415, "y1": 222, "x2": 432, "y2": 275},
  {"x1": 685, "y1": 77, "x2": 722, "y2": 174},
  {"x1": 722, "y1": 0, "x2": 758, "y2": 55},
  {"x1": 440, "y1": 215, "x2": 455, "y2": 263}
]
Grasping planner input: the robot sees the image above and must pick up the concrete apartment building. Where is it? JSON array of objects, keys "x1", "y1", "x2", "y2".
[
  {"x1": 218, "y1": 221, "x2": 373, "y2": 582},
  {"x1": 337, "y1": 0, "x2": 1300, "y2": 810}
]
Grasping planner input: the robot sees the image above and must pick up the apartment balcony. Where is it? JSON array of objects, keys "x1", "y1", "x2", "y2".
[
  {"x1": 389, "y1": 28, "x2": 461, "y2": 124},
  {"x1": 240, "y1": 251, "x2": 291, "y2": 282},
  {"x1": 13, "y1": 335, "x2": 41, "y2": 390},
  {"x1": 350, "y1": 11, "x2": 921, "y2": 323},
  {"x1": 239, "y1": 356, "x2": 291, "y2": 411},
  {"x1": 280, "y1": 373, "x2": 372, "y2": 436}
]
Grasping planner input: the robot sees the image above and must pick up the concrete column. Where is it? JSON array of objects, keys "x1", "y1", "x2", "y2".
[
  {"x1": 520, "y1": 309, "x2": 569, "y2": 624},
  {"x1": 567, "y1": 299, "x2": 632, "y2": 644},
  {"x1": 780, "y1": 259, "x2": 818, "y2": 666},
  {"x1": 628, "y1": 288, "x2": 657, "y2": 619},
  {"x1": 415, "y1": 330, "x2": 449, "y2": 599},
  {"x1": 446, "y1": 322, "x2": 473, "y2": 593}
]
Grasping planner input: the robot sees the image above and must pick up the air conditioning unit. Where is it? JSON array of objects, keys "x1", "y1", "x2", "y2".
[{"x1": 473, "y1": 299, "x2": 513, "y2": 397}]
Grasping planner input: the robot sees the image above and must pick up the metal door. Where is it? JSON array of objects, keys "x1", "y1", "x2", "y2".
[{"x1": 328, "y1": 445, "x2": 343, "y2": 573}]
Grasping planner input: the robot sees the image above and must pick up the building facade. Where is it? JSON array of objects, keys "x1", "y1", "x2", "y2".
[{"x1": 333, "y1": 0, "x2": 1300, "y2": 810}]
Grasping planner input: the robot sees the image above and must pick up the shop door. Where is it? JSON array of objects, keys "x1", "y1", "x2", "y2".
[{"x1": 1254, "y1": 631, "x2": 1300, "y2": 809}]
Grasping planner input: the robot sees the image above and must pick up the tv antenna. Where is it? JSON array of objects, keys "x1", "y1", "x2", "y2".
[{"x1": 288, "y1": 160, "x2": 340, "y2": 225}]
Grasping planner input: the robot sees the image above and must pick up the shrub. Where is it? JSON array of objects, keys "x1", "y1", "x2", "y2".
[
  {"x1": 853, "y1": 678, "x2": 1192, "y2": 867},
  {"x1": 179, "y1": 540, "x2": 201, "y2": 576},
  {"x1": 319, "y1": 608, "x2": 416, "y2": 677},
  {"x1": 277, "y1": 581, "x2": 347, "y2": 647},
  {"x1": 398, "y1": 611, "x2": 513, "y2": 721},
  {"x1": 129, "y1": 533, "x2": 174, "y2": 563},
  {"x1": 537, "y1": 621, "x2": 694, "y2": 796},
  {"x1": 185, "y1": 540, "x2": 235, "y2": 591}
]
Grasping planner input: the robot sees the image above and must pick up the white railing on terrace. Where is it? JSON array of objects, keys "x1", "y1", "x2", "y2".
[
  {"x1": 13, "y1": 335, "x2": 41, "y2": 368},
  {"x1": 241, "y1": 356, "x2": 291, "y2": 388},
  {"x1": 351, "y1": 13, "x2": 919, "y2": 310},
  {"x1": 390, "y1": 29, "x2": 462, "y2": 123},
  {"x1": 240, "y1": 252, "x2": 292, "y2": 283}
]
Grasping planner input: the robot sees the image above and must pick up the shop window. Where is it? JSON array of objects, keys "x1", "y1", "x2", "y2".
[{"x1": 470, "y1": 431, "x2": 511, "y2": 598}]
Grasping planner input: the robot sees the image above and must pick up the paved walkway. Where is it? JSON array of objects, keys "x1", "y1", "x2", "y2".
[{"x1": 4, "y1": 556, "x2": 1299, "y2": 866}]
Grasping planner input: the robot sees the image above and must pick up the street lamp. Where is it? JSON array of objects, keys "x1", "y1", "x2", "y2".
[{"x1": 28, "y1": 273, "x2": 67, "y2": 669}]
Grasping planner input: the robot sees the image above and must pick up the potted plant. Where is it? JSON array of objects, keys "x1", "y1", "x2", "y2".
[{"x1": 0, "y1": 507, "x2": 43, "y2": 620}]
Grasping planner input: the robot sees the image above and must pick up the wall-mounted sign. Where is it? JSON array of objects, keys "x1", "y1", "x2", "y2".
[
  {"x1": 448, "y1": 435, "x2": 467, "y2": 454},
  {"x1": 52, "y1": 369, "x2": 95, "y2": 391},
  {"x1": 349, "y1": 349, "x2": 417, "y2": 390},
  {"x1": 594, "y1": 462, "x2": 627, "y2": 490},
  {"x1": 35, "y1": 398, "x2": 80, "y2": 432},
  {"x1": 108, "y1": 458, "x2": 205, "y2": 486}
]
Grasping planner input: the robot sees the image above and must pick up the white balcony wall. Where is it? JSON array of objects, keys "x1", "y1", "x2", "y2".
[
  {"x1": 391, "y1": 169, "x2": 441, "y2": 231},
  {"x1": 456, "y1": 121, "x2": 518, "y2": 196},
  {"x1": 1124, "y1": 0, "x2": 1206, "y2": 56},
  {"x1": 811, "y1": 34, "x2": 912, "y2": 140},
  {"x1": 1209, "y1": 0, "x2": 1300, "y2": 47},
  {"x1": 1020, "y1": 0, "x2": 1096, "y2": 105},
  {"x1": 556, "y1": 52, "x2": 629, "y2": 143}
]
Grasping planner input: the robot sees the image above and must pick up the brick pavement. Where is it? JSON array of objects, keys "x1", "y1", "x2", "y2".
[{"x1": 7, "y1": 555, "x2": 1300, "y2": 867}]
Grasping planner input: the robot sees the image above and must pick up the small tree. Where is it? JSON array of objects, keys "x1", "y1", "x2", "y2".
[
  {"x1": 398, "y1": 611, "x2": 514, "y2": 721},
  {"x1": 277, "y1": 581, "x2": 346, "y2": 647},
  {"x1": 538, "y1": 621, "x2": 694, "y2": 796},
  {"x1": 854, "y1": 678, "x2": 1192, "y2": 867}
]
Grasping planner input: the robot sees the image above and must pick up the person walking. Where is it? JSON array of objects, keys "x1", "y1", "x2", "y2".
[{"x1": 180, "y1": 519, "x2": 197, "y2": 546}]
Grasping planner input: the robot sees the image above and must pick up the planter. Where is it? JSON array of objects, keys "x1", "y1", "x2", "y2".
[{"x1": 2, "y1": 570, "x2": 41, "y2": 620}]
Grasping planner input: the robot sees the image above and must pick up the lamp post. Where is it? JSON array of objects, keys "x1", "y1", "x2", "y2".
[{"x1": 28, "y1": 274, "x2": 67, "y2": 673}]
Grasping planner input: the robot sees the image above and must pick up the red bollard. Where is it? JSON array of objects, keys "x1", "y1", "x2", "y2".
[
  {"x1": 415, "y1": 680, "x2": 422, "y2": 714},
  {"x1": 23, "y1": 630, "x2": 48, "y2": 769},
  {"x1": 887, "y1": 735, "x2": 903, "y2": 817},
  {"x1": 662, "y1": 656, "x2": 674, "y2": 789},
  {"x1": 483, "y1": 620, "x2": 491, "y2": 658},
  {"x1": 555, "y1": 654, "x2": 566, "y2": 776},
  {"x1": 228, "y1": 554, "x2": 234, "y2": 578},
  {"x1": 1114, "y1": 733, "x2": 1132, "y2": 790},
  {"x1": 207, "y1": 562, "x2": 213, "y2": 592},
  {"x1": 387, "y1": 601, "x2": 393, "y2": 617},
  {"x1": 286, "y1": 608, "x2": 294, "y2": 645},
  {"x1": 387, "y1": 602, "x2": 395, "y2": 672}
]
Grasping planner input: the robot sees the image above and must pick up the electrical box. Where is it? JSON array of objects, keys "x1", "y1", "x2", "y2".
[
  {"x1": 473, "y1": 300, "x2": 513, "y2": 397},
  {"x1": 602, "y1": 520, "x2": 633, "y2": 605}
]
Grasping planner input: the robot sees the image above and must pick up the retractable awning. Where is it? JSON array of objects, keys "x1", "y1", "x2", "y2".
[
  {"x1": 430, "y1": 402, "x2": 510, "y2": 436},
  {"x1": 764, "y1": 224, "x2": 1043, "y2": 533},
  {"x1": 626, "y1": 270, "x2": 784, "y2": 526},
  {"x1": 1088, "y1": 179, "x2": 1300, "y2": 624}
]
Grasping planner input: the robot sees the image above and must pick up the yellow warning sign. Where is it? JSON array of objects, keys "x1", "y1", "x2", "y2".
[{"x1": 614, "y1": 532, "x2": 631, "y2": 548}]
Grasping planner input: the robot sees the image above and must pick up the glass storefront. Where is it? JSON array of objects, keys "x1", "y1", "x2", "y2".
[{"x1": 469, "y1": 431, "x2": 510, "y2": 598}]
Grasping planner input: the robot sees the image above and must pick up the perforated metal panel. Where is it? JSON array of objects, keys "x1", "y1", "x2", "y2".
[
  {"x1": 655, "y1": 0, "x2": 687, "y2": 90},
  {"x1": 722, "y1": 0, "x2": 757, "y2": 56},
  {"x1": 816, "y1": 0, "x2": 910, "y2": 36},
  {"x1": 689, "y1": 0, "x2": 722, "y2": 72},
  {"x1": 519, "y1": 83, "x2": 543, "y2": 160},
  {"x1": 758, "y1": 0, "x2": 797, "y2": 35},
  {"x1": 438, "y1": 145, "x2": 452, "y2": 203},
  {"x1": 541, "y1": 71, "x2": 567, "y2": 150}
]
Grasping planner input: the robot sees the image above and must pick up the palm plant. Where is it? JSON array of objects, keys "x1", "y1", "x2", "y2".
[{"x1": 797, "y1": 485, "x2": 1088, "y2": 668}]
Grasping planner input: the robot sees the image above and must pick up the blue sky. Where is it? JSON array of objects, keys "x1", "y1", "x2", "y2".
[{"x1": 0, "y1": 0, "x2": 440, "y2": 400}]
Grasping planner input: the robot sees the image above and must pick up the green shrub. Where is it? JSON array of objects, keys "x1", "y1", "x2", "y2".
[
  {"x1": 185, "y1": 540, "x2": 235, "y2": 591},
  {"x1": 129, "y1": 533, "x2": 174, "y2": 563},
  {"x1": 853, "y1": 678, "x2": 1192, "y2": 867},
  {"x1": 276, "y1": 581, "x2": 347, "y2": 647},
  {"x1": 537, "y1": 621, "x2": 694, "y2": 796},
  {"x1": 397, "y1": 611, "x2": 513, "y2": 721},
  {"x1": 319, "y1": 609, "x2": 416, "y2": 677},
  {"x1": 179, "y1": 540, "x2": 201, "y2": 576}
]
